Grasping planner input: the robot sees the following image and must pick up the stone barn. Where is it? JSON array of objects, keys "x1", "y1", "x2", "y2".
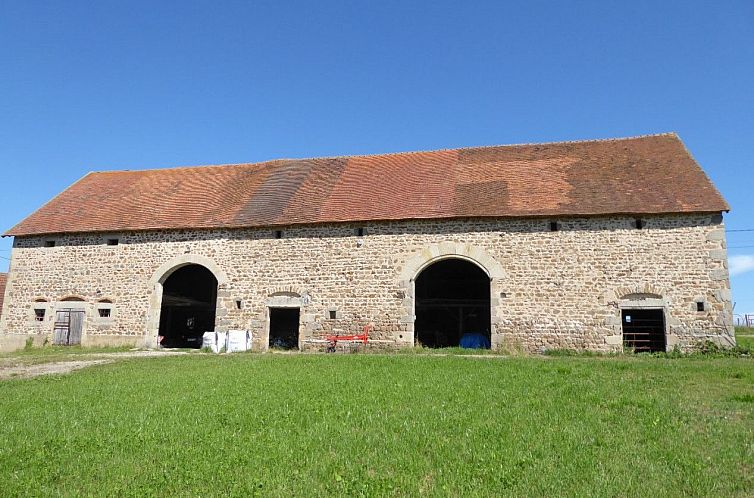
[
  {"x1": 0, "y1": 133, "x2": 735, "y2": 353},
  {"x1": 0, "y1": 273, "x2": 6, "y2": 324}
]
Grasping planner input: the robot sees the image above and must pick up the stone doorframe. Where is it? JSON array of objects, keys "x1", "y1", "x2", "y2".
[
  {"x1": 264, "y1": 290, "x2": 308, "y2": 351},
  {"x1": 145, "y1": 254, "x2": 229, "y2": 348},
  {"x1": 52, "y1": 297, "x2": 88, "y2": 345},
  {"x1": 397, "y1": 242, "x2": 506, "y2": 348},
  {"x1": 602, "y1": 284, "x2": 675, "y2": 351}
]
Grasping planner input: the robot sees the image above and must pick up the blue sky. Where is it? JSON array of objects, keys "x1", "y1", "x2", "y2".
[{"x1": 1, "y1": 1, "x2": 753, "y2": 316}]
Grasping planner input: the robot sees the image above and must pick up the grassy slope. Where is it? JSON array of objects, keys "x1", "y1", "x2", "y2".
[
  {"x1": 736, "y1": 327, "x2": 754, "y2": 350},
  {"x1": 0, "y1": 354, "x2": 752, "y2": 497}
]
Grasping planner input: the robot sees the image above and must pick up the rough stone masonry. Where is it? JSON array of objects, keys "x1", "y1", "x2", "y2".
[
  {"x1": 0, "y1": 134, "x2": 735, "y2": 352},
  {"x1": 0, "y1": 214, "x2": 734, "y2": 352}
]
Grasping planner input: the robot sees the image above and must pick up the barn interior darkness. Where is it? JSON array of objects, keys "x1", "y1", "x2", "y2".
[
  {"x1": 159, "y1": 264, "x2": 218, "y2": 348},
  {"x1": 415, "y1": 259, "x2": 491, "y2": 348},
  {"x1": 269, "y1": 308, "x2": 300, "y2": 349},
  {"x1": 621, "y1": 309, "x2": 666, "y2": 352}
]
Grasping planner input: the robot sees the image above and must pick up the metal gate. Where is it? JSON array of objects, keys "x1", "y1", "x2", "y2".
[
  {"x1": 622, "y1": 309, "x2": 665, "y2": 353},
  {"x1": 53, "y1": 309, "x2": 84, "y2": 346}
]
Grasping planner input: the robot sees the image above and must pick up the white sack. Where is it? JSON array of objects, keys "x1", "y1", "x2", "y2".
[
  {"x1": 226, "y1": 330, "x2": 250, "y2": 352},
  {"x1": 216, "y1": 332, "x2": 227, "y2": 352},
  {"x1": 201, "y1": 332, "x2": 218, "y2": 353}
]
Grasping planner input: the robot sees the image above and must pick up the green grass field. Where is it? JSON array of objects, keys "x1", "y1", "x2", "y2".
[
  {"x1": 0, "y1": 353, "x2": 752, "y2": 497},
  {"x1": 736, "y1": 326, "x2": 754, "y2": 350}
]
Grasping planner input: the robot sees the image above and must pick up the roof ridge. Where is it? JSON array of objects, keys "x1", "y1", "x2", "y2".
[{"x1": 89, "y1": 132, "x2": 679, "y2": 175}]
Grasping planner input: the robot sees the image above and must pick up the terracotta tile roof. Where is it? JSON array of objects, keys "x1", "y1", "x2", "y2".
[
  {"x1": 0, "y1": 273, "x2": 7, "y2": 318},
  {"x1": 4, "y1": 133, "x2": 729, "y2": 237}
]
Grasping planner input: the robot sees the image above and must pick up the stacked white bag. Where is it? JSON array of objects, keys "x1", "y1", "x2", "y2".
[
  {"x1": 201, "y1": 331, "x2": 230, "y2": 353},
  {"x1": 226, "y1": 330, "x2": 250, "y2": 352},
  {"x1": 201, "y1": 332, "x2": 217, "y2": 352}
]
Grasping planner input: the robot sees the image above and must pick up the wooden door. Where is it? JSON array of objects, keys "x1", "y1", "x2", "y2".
[
  {"x1": 53, "y1": 310, "x2": 69, "y2": 345},
  {"x1": 53, "y1": 309, "x2": 85, "y2": 346},
  {"x1": 68, "y1": 310, "x2": 84, "y2": 345}
]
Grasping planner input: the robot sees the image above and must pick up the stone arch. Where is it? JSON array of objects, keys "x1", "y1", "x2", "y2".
[
  {"x1": 60, "y1": 295, "x2": 86, "y2": 302},
  {"x1": 399, "y1": 242, "x2": 505, "y2": 282},
  {"x1": 266, "y1": 291, "x2": 304, "y2": 308},
  {"x1": 615, "y1": 283, "x2": 666, "y2": 301},
  {"x1": 146, "y1": 254, "x2": 228, "y2": 348},
  {"x1": 149, "y1": 254, "x2": 229, "y2": 287},
  {"x1": 263, "y1": 286, "x2": 311, "y2": 307},
  {"x1": 601, "y1": 284, "x2": 673, "y2": 352},
  {"x1": 398, "y1": 242, "x2": 505, "y2": 348}
]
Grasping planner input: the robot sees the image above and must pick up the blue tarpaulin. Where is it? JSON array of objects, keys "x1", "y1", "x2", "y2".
[{"x1": 459, "y1": 332, "x2": 490, "y2": 349}]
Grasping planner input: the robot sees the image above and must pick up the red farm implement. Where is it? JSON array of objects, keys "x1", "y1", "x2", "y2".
[{"x1": 325, "y1": 324, "x2": 371, "y2": 353}]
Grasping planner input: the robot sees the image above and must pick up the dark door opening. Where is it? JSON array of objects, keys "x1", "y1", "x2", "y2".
[
  {"x1": 415, "y1": 259, "x2": 491, "y2": 348},
  {"x1": 159, "y1": 264, "x2": 218, "y2": 348},
  {"x1": 269, "y1": 308, "x2": 300, "y2": 350},
  {"x1": 622, "y1": 309, "x2": 666, "y2": 353}
]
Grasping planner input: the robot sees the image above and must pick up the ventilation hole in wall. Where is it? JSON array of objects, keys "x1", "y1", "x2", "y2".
[
  {"x1": 236, "y1": 300, "x2": 243, "y2": 310},
  {"x1": 44, "y1": 240, "x2": 56, "y2": 247},
  {"x1": 356, "y1": 227, "x2": 366, "y2": 237},
  {"x1": 274, "y1": 230, "x2": 283, "y2": 239},
  {"x1": 107, "y1": 238, "x2": 119, "y2": 246},
  {"x1": 635, "y1": 219, "x2": 645, "y2": 230},
  {"x1": 696, "y1": 301, "x2": 705, "y2": 312},
  {"x1": 549, "y1": 221, "x2": 559, "y2": 232},
  {"x1": 329, "y1": 310, "x2": 337, "y2": 320}
]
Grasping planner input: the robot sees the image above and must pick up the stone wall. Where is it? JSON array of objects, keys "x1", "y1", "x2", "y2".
[{"x1": 0, "y1": 213, "x2": 735, "y2": 353}]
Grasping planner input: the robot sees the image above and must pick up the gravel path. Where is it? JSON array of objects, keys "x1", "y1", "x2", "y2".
[{"x1": 0, "y1": 350, "x2": 186, "y2": 380}]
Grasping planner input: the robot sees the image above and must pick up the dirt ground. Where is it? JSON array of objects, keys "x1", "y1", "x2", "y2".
[{"x1": 0, "y1": 350, "x2": 186, "y2": 380}]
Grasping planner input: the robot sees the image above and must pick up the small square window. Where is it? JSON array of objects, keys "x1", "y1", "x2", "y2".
[
  {"x1": 356, "y1": 227, "x2": 366, "y2": 237},
  {"x1": 44, "y1": 240, "x2": 56, "y2": 247},
  {"x1": 635, "y1": 219, "x2": 645, "y2": 230},
  {"x1": 98, "y1": 308, "x2": 111, "y2": 318},
  {"x1": 274, "y1": 230, "x2": 283, "y2": 239},
  {"x1": 34, "y1": 309, "x2": 46, "y2": 321},
  {"x1": 107, "y1": 238, "x2": 119, "y2": 246},
  {"x1": 696, "y1": 301, "x2": 705, "y2": 312},
  {"x1": 329, "y1": 310, "x2": 337, "y2": 320},
  {"x1": 549, "y1": 221, "x2": 559, "y2": 232}
]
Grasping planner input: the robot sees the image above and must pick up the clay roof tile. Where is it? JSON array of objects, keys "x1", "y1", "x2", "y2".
[{"x1": 4, "y1": 133, "x2": 729, "y2": 237}]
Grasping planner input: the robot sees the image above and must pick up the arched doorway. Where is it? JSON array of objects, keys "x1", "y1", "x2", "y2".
[
  {"x1": 158, "y1": 264, "x2": 218, "y2": 348},
  {"x1": 415, "y1": 258, "x2": 491, "y2": 348}
]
